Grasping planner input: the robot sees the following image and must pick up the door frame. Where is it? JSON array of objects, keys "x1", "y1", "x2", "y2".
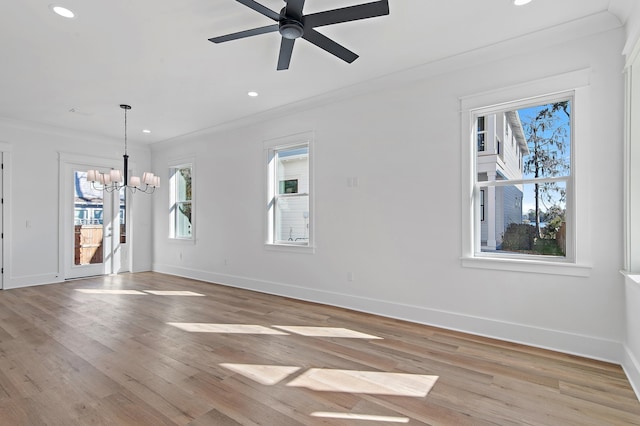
[
  {"x1": 58, "y1": 153, "x2": 131, "y2": 279},
  {"x1": 0, "y1": 143, "x2": 11, "y2": 290}
]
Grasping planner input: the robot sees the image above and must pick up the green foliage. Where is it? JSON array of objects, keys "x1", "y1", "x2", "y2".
[
  {"x1": 179, "y1": 167, "x2": 192, "y2": 200},
  {"x1": 526, "y1": 209, "x2": 536, "y2": 222},
  {"x1": 502, "y1": 222, "x2": 564, "y2": 256},
  {"x1": 541, "y1": 205, "x2": 565, "y2": 239},
  {"x1": 502, "y1": 223, "x2": 537, "y2": 251},
  {"x1": 533, "y1": 238, "x2": 564, "y2": 256},
  {"x1": 178, "y1": 167, "x2": 192, "y2": 224}
]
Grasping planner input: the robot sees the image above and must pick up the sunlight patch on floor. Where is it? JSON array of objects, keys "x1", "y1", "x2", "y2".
[
  {"x1": 75, "y1": 289, "x2": 146, "y2": 295},
  {"x1": 143, "y1": 290, "x2": 205, "y2": 296},
  {"x1": 287, "y1": 369, "x2": 438, "y2": 397},
  {"x1": 166, "y1": 323, "x2": 289, "y2": 334},
  {"x1": 311, "y1": 412, "x2": 410, "y2": 423},
  {"x1": 219, "y1": 363, "x2": 439, "y2": 398},
  {"x1": 75, "y1": 289, "x2": 206, "y2": 296},
  {"x1": 220, "y1": 363, "x2": 301, "y2": 385},
  {"x1": 272, "y1": 326, "x2": 382, "y2": 339}
]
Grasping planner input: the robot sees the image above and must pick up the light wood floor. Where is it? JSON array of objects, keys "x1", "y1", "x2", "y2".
[{"x1": 0, "y1": 272, "x2": 638, "y2": 425}]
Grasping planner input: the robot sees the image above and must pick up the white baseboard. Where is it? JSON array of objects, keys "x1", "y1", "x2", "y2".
[
  {"x1": 152, "y1": 263, "x2": 623, "y2": 364},
  {"x1": 4, "y1": 272, "x2": 63, "y2": 290},
  {"x1": 623, "y1": 345, "x2": 640, "y2": 401}
]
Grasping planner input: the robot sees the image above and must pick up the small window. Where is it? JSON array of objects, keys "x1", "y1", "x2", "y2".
[
  {"x1": 169, "y1": 163, "x2": 193, "y2": 239},
  {"x1": 480, "y1": 190, "x2": 485, "y2": 222},
  {"x1": 265, "y1": 134, "x2": 313, "y2": 249}
]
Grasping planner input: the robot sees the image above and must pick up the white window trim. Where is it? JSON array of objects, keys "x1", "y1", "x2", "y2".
[
  {"x1": 624, "y1": 39, "x2": 640, "y2": 272},
  {"x1": 460, "y1": 69, "x2": 592, "y2": 277},
  {"x1": 169, "y1": 158, "x2": 195, "y2": 243},
  {"x1": 264, "y1": 131, "x2": 315, "y2": 253}
]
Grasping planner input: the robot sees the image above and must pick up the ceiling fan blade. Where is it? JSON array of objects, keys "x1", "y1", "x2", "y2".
[
  {"x1": 304, "y1": 0, "x2": 389, "y2": 28},
  {"x1": 209, "y1": 24, "x2": 279, "y2": 43},
  {"x1": 302, "y1": 29, "x2": 358, "y2": 64},
  {"x1": 235, "y1": 0, "x2": 281, "y2": 21},
  {"x1": 277, "y1": 38, "x2": 296, "y2": 70},
  {"x1": 284, "y1": 0, "x2": 305, "y2": 19}
]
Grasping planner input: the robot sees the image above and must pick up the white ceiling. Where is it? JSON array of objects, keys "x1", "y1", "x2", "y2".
[{"x1": 0, "y1": 0, "x2": 634, "y2": 144}]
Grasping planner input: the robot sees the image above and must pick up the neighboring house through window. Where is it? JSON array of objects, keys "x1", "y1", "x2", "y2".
[
  {"x1": 265, "y1": 132, "x2": 313, "y2": 250},
  {"x1": 476, "y1": 110, "x2": 531, "y2": 251}
]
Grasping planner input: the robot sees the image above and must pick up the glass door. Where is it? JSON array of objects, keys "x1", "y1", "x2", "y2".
[{"x1": 64, "y1": 161, "x2": 126, "y2": 279}]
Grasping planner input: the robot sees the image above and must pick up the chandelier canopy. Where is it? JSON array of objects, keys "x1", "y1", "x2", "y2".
[{"x1": 87, "y1": 104, "x2": 159, "y2": 193}]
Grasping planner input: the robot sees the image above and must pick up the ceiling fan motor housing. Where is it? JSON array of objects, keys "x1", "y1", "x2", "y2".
[{"x1": 279, "y1": 19, "x2": 304, "y2": 39}]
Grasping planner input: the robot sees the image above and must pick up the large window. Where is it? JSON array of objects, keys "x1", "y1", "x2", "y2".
[
  {"x1": 473, "y1": 97, "x2": 572, "y2": 260},
  {"x1": 169, "y1": 163, "x2": 193, "y2": 239},
  {"x1": 461, "y1": 70, "x2": 591, "y2": 276},
  {"x1": 265, "y1": 133, "x2": 313, "y2": 249}
]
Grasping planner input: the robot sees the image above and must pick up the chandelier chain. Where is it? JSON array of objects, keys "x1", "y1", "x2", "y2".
[{"x1": 124, "y1": 107, "x2": 127, "y2": 155}]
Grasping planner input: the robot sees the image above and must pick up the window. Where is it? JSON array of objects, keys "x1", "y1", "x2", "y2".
[
  {"x1": 474, "y1": 97, "x2": 572, "y2": 258},
  {"x1": 519, "y1": 150, "x2": 522, "y2": 170},
  {"x1": 280, "y1": 179, "x2": 299, "y2": 194},
  {"x1": 461, "y1": 70, "x2": 591, "y2": 276},
  {"x1": 169, "y1": 163, "x2": 193, "y2": 239},
  {"x1": 477, "y1": 116, "x2": 486, "y2": 151},
  {"x1": 265, "y1": 133, "x2": 313, "y2": 249}
]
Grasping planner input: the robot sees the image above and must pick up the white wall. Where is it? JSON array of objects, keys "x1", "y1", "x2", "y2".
[
  {"x1": 0, "y1": 120, "x2": 153, "y2": 288},
  {"x1": 151, "y1": 23, "x2": 627, "y2": 363}
]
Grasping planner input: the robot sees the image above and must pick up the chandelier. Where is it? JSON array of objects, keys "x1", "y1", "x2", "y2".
[{"x1": 86, "y1": 104, "x2": 159, "y2": 193}]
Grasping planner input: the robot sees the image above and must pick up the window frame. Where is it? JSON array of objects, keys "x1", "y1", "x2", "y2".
[
  {"x1": 264, "y1": 132, "x2": 315, "y2": 253},
  {"x1": 460, "y1": 69, "x2": 592, "y2": 276},
  {"x1": 169, "y1": 160, "x2": 194, "y2": 241}
]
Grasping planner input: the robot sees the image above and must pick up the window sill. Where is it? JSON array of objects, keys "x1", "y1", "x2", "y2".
[
  {"x1": 620, "y1": 270, "x2": 640, "y2": 286},
  {"x1": 461, "y1": 255, "x2": 591, "y2": 277},
  {"x1": 265, "y1": 243, "x2": 315, "y2": 254},
  {"x1": 169, "y1": 237, "x2": 196, "y2": 245}
]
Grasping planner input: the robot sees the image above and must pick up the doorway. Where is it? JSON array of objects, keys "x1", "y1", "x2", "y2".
[{"x1": 62, "y1": 158, "x2": 129, "y2": 279}]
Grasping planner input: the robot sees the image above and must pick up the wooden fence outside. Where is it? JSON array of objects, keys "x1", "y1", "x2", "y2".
[{"x1": 74, "y1": 225, "x2": 103, "y2": 265}]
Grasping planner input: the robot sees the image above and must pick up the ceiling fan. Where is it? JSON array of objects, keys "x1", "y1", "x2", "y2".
[{"x1": 209, "y1": 0, "x2": 390, "y2": 70}]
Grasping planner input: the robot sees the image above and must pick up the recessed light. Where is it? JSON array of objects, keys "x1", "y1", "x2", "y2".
[
  {"x1": 142, "y1": 129, "x2": 151, "y2": 134},
  {"x1": 513, "y1": 0, "x2": 532, "y2": 5},
  {"x1": 248, "y1": 91, "x2": 259, "y2": 97},
  {"x1": 50, "y1": 4, "x2": 75, "y2": 18}
]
